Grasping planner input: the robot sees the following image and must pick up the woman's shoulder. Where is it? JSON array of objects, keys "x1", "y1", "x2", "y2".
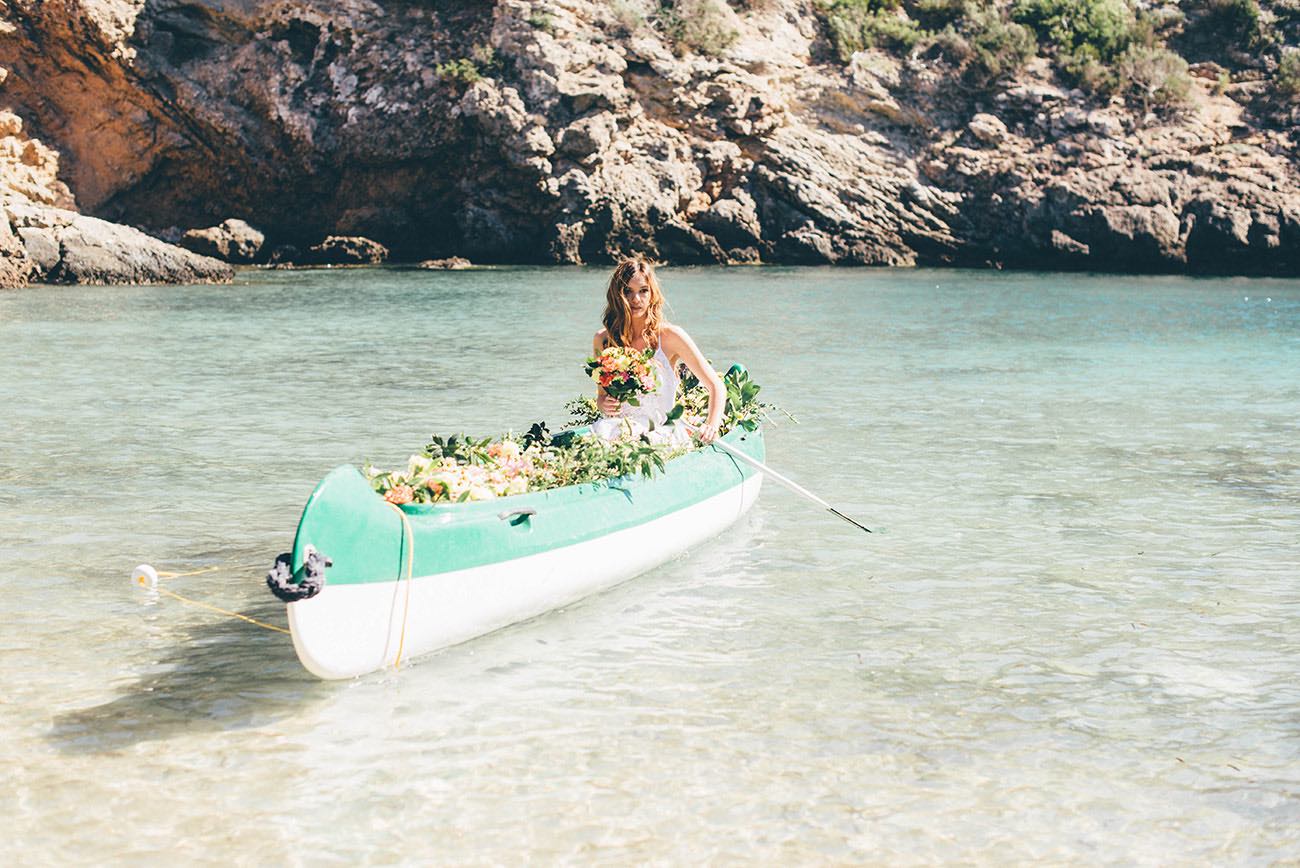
[
  {"x1": 593, "y1": 327, "x2": 610, "y2": 347},
  {"x1": 658, "y1": 322, "x2": 691, "y2": 347}
]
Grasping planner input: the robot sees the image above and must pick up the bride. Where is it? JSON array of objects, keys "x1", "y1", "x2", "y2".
[{"x1": 591, "y1": 255, "x2": 723, "y2": 445}]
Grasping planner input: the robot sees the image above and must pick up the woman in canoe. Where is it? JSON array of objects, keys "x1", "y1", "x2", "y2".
[{"x1": 592, "y1": 255, "x2": 724, "y2": 445}]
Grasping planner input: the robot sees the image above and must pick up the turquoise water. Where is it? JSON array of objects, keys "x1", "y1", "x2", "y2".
[{"x1": 1, "y1": 266, "x2": 1297, "y2": 862}]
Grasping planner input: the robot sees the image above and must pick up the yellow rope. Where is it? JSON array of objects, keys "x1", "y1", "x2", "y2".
[
  {"x1": 154, "y1": 586, "x2": 291, "y2": 634},
  {"x1": 388, "y1": 503, "x2": 416, "y2": 669},
  {"x1": 156, "y1": 566, "x2": 221, "y2": 579}
]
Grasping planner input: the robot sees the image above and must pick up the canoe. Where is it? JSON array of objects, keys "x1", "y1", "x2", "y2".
[{"x1": 282, "y1": 426, "x2": 765, "y2": 679}]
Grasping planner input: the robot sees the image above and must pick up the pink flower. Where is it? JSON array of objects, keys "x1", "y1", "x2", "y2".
[{"x1": 384, "y1": 485, "x2": 415, "y2": 505}]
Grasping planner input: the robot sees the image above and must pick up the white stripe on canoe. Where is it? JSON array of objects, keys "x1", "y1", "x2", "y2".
[{"x1": 287, "y1": 474, "x2": 763, "y2": 679}]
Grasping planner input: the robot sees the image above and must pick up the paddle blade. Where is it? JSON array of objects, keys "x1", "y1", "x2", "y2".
[{"x1": 829, "y1": 507, "x2": 872, "y2": 533}]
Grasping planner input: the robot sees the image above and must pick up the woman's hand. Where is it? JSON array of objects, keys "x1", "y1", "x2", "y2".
[
  {"x1": 597, "y1": 393, "x2": 621, "y2": 416},
  {"x1": 659, "y1": 325, "x2": 725, "y2": 446},
  {"x1": 694, "y1": 421, "x2": 720, "y2": 444}
]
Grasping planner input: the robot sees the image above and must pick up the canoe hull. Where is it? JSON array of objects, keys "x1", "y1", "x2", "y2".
[
  {"x1": 287, "y1": 472, "x2": 761, "y2": 679},
  {"x1": 285, "y1": 428, "x2": 765, "y2": 679}
]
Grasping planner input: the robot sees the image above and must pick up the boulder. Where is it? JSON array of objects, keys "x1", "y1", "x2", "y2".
[
  {"x1": 50, "y1": 212, "x2": 233, "y2": 284},
  {"x1": 180, "y1": 218, "x2": 266, "y2": 263},
  {"x1": 2, "y1": 204, "x2": 232, "y2": 285},
  {"x1": 1087, "y1": 110, "x2": 1124, "y2": 138},
  {"x1": 299, "y1": 235, "x2": 389, "y2": 265},
  {"x1": 417, "y1": 256, "x2": 472, "y2": 269},
  {"x1": 968, "y1": 113, "x2": 1008, "y2": 146},
  {"x1": 17, "y1": 226, "x2": 59, "y2": 277},
  {"x1": 0, "y1": 211, "x2": 30, "y2": 286},
  {"x1": 557, "y1": 113, "x2": 617, "y2": 162}
]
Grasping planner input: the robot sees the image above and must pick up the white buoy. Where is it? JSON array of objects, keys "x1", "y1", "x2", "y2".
[{"x1": 131, "y1": 564, "x2": 159, "y2": 591}]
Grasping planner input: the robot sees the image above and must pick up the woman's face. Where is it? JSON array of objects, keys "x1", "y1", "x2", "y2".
[{"x1": 623, "y1": 270, "x2": 651, "y2": 315}]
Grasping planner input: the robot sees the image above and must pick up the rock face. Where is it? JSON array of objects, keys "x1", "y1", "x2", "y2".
[
  {"x1": 0, "y1": 60, "x2": 234, "y2": 286},
  {"x1": 0, "y1": 0, "x2": 1297, "y2": 275}
]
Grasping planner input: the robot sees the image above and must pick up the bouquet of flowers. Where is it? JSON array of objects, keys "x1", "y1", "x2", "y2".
[{"x1": 584, "y1": 346, "x2": 660, "y2": 407}]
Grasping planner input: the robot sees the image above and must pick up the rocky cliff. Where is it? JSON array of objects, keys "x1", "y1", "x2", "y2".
[{"x1": 1, "y1": 0, "x2": 1298, "y2": 283}]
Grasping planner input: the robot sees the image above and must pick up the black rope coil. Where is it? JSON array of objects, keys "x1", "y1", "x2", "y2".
[{"x1": 266, "y1": 545, "x2": 331, "y2": 602}]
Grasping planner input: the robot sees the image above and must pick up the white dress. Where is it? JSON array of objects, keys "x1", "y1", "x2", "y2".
[{"x1": 591, "y1": 345, "x2": 692, "y2": 446}]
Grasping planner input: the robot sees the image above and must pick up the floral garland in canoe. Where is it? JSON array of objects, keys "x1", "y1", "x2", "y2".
[{"x1": 365, "y1": 366, "x2": 787, "y2": 505}]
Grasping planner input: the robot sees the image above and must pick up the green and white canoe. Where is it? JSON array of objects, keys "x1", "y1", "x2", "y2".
[{"x1": 284, "y1": 427, "x2": 765, "y2": 679}]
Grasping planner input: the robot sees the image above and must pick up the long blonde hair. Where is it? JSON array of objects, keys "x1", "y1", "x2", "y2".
[{"x1": 601, "y1": 254, "x2": 665, "y2": 349}]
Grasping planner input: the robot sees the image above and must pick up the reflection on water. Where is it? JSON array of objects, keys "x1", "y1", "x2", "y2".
[
  {"x1": 1, "y1": 267, "x2": 1297, "y2": 862},
  {"x1": 49, "y1": 601, "x2": 320, "y2": 755}
]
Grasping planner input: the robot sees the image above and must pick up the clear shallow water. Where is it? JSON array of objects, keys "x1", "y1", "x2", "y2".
[{"x1": 1, "y1": 266, "x2": 1297, "y2": 863}]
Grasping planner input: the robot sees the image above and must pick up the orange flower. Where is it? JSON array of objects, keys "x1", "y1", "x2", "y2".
[
  {"x1": 599, "y1": 372, "x2": 614, "y2": 388},
  {"x1": 384, "y1": 484, "x2": 415, "y2": 505}
]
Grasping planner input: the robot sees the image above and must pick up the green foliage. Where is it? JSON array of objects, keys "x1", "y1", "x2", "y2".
[
  {"x1": 1195, "y1": 0, "x2": 1263, "y2": 47},
  {"x1": 435, "y1": 44, "x2": 496, "y2": 87},
  {"x1": 369, "y1": 369, "x2": 785, "y2": 506},
  {"x1": 674, "y1": 364, "x2": 791, "y2": 435},
  {"x1": 721, "y1": 367, "x2": 766, "y2": 432},
  {"x1": 909, "y1": 0, "x2": 968, "y2": 30},
  {"x1": 435, "y1": 57, "x2": 481, "y2": 85},
  {"x1": 819, "y1": 0, "x2": 1030, "y2": 81},
  {"x1": 424, "y1": 433, "x2": 495, "y2": 465},
  {"x1": 532, "y1": 434, "x2": 676, "y2": 489},
  {"x1": 1116, "y1": 43, "x2": 1192, "y2": 110},
  {"x1": 528, "y1": 11, "x2": 556, "y2": 33},
  {"x1": 1277, "y1": 49, "x2": 1300, "y2": 98},
  {"x1": 930, "y1": 3, "x2": 1037, "y2": 82},
  {"x1": 968, "y1": 7, "x2": 1038, "y2": 80},
  {"x1": 610, "y1": 0, "x2": 650, "y2": 35},
  {"x1": 819, "y1": 0, "x2": 923, "y2": 61},
  {"x1": 656, "y1": 0, "x2": 740, "y2": 57},
  {"x1": 1010, "y1": 0, "x2": 1191, "y2": 107},
  {"x1": 565, "y1": 395, "x2": 601, "y2": 427},
  {"x1": 1012, "y1": 0, "x2": 1136, "y2": 66}
]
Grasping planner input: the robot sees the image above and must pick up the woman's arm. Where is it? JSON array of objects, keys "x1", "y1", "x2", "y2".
[
  {"x1": 662, "y1": 325, "x2": 724, "y2": 443},
  {"x1": 593, "y1": 330, "x2": 620, "y2": 417}
]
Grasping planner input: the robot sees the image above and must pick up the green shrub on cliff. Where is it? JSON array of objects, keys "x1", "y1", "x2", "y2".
[
  {"x1": 909, "y1": 0, "x2": 968, "y2": 30},
  {"x1": 1276, "y1": 49, "x2": 1300, "y2": 98},
  {"x1": 1116, "y1": 43, "x2": 1192, "y2": 110},
  {"x1": 528, "y1": 11, "x2": 557, "y2": 34},
  {"x1": 1011, "y1": 0, "x2": 1190, "y2": 107},
  {"x1": 1012, "y1": 0, "x2": 1135, "y2": 69},
  {"x1": 435, "y1": 45, "x2": 497, "y2": 87},
  {"x1": 819, "y1": 0, "x2": 925, "y2": 60},
  {"x1": 1192, "y1": 0, "x2": 1264, "y2": 48},
  {"x1": 436, "y1": 58, "x2": 481, "y2": 85},
  {"x1": 610, "y1": 0, "x2": 650, "y2": 35},
  {"x1": 929, "y1": 4, "x2": 1038, "y2": 83},
  {"x1": 656, "y1": 0, "x2": 740, "y2": 56}
]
